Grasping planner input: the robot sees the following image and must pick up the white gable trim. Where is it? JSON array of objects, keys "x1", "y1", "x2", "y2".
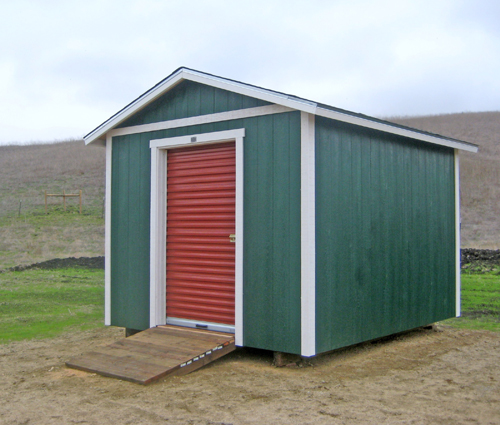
[
  {"x1": 109, "y1": 104, "x2": 292, "y2": 138},
  {"x1": 84, "y1": 68, "x2": 313, "y2": 145},
  {"x1": 149, "y1": 128, "x2": 245, "y2": 347}
]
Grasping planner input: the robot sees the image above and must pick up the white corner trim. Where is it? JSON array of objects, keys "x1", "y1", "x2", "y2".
[
  {"x1": 110, "y1": 105, "x2": 292, "y2": 139},
  {"x1": 104, "y1": 135, "x2": 112, "y2": 326},
  {"x1": 316, "y1": 107, "x2": 478, "y2": 153},
  {"x1": 455, "y1": 150, "x2": 461, "y2": 317},
  {"x1": 301, "y1": 112, "x2": 316, "y2": 357},
  {"x1": 149, "y1": 128, "x2": 245, "y2": 347}
]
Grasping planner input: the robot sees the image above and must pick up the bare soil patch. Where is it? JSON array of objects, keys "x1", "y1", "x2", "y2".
[
  {"x1": 2, "y1": 256, "x2": 104, "y2": 272},
  {"x1": 1, "y1": 326, "x2": 499, "y2": 424}
]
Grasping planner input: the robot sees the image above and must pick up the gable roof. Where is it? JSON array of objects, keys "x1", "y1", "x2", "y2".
[{"x1": 85, "y1": 67, "x2": 478, "y2": 153}]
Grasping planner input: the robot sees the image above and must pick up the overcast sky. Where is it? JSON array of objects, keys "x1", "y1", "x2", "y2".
[{"x1": 1, "y1": 0, "x2": 499, "y2": 145}]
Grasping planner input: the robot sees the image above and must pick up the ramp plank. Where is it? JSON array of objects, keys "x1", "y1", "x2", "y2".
[{"x1": 66, "y1": 325, "x2": 235, "y2": 384}]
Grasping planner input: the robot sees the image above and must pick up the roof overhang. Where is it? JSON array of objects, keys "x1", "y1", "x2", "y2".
[{"x1": 84, "y1": 67, "x2": 478, "y2": 153}]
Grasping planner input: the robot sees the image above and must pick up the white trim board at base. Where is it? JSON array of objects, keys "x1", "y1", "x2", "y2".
[{"x1": 149, "y1": 128, "x2": 245, "y2": 347}]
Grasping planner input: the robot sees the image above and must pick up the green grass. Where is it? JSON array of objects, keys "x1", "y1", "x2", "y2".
[
  {"x1": 1, "y1": 266, "x2": 497, "y2": 345},
  {"x1": 444, "y1": 271, "x2": 500, "y2": 332},
  {"x1": 0, "y1": 267, "x2": 105, "y2": 343}
]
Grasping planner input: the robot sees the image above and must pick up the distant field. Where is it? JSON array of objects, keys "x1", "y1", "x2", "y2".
[
  {"x1": 0, "y1": 111, "x2": 498, "y2": 270},
  {"x1": 0, "y1": 141, "x2": 105, "y2": 269}
]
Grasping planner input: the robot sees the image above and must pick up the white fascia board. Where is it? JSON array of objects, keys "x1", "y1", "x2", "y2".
[
  {"x1": 85, "y1": 69, "x2": 185, "y2": 145},
  {"x1": 316, "y1": 107, "x2": 478, "y2": 153},
  {"x1": 84, "y1": 68, "x2": 315, "y2": 145}
]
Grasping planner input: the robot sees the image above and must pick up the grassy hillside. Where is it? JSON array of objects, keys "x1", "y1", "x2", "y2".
[
  {"x1": 0, "y1": 140, "x2": 105, "y2": 269},
  {"x1": 0, "y1": 111, "x2": 498, "y2": 269}
]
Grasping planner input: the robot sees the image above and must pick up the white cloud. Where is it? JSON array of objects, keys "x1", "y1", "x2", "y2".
[{"x1": 0, "y1": 0, "x2": 498, "y2": 143}]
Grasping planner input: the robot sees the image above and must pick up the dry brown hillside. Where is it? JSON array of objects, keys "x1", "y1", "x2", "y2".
[
  {"x1": 0, "y1": 140, "x2": 105, "y2": 268},
  {"x1": 388, "y1": 111, "x2": 500, "y2": 248},
  {"x1": 0, "y1": 140, "x2": 105, "y2": 214},
  {"x1": 0, "y1": 111, "x2": 498, "y2": 267}
]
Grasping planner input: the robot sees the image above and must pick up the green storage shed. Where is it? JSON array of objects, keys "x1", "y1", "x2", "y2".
[{"x1": 85, "y1": 67, "x2": 477, "y2": 357}]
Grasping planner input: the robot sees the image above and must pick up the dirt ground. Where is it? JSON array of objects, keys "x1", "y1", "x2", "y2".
[{"x1": 1, "y1": 326, "x2": 499, "y2": 425}]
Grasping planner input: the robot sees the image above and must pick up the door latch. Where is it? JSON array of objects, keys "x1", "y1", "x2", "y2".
[{"x1": 229, "y1": 234, "x2": 236, "y2": 243}]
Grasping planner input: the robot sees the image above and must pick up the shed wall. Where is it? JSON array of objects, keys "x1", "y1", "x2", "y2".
[
  {"x1": 111, "y1": 133, "x2": 152, "y2": 330},
  {"x1": 315, "y1": 117, "x2": 456, "y2": 354},
  {"x1": 110, "y1": 108, "x2": 301, "y2": 353}
]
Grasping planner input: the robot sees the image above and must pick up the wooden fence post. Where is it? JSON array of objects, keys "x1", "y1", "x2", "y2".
[{"x1": 44, "y1": 190, "x2": 82, "y2": 213}]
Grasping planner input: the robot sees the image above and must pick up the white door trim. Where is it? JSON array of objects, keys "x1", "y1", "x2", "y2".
[{"x1": 149, "y1": 128, "x2": 245, "y2": 346}]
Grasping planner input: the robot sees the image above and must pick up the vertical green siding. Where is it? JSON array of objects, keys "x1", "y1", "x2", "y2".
[
  {"x1": 117, "y1": 80, "x2": 270, "y2": 128},
  {"x1": 315, "y1": 117, "x2": 456, "y2": 354},
  {"x1": 110, "y1": 107, "x2": 301, "y2": 353},
  {"x1": 242, "y1": 112, "x2": 302, "y2": 354},
  {"x1": 111, "y1": 133, "x2": 151, "y2": 330}
]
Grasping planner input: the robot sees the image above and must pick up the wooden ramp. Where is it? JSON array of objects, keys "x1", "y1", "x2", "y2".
[{"x1": 66, "y1": 325, "x2": 235, "y2": 385}]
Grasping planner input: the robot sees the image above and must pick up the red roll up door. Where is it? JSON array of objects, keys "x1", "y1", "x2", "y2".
[{"x1": 166, "y1": 142, "x2": 236, "y2": 325}]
